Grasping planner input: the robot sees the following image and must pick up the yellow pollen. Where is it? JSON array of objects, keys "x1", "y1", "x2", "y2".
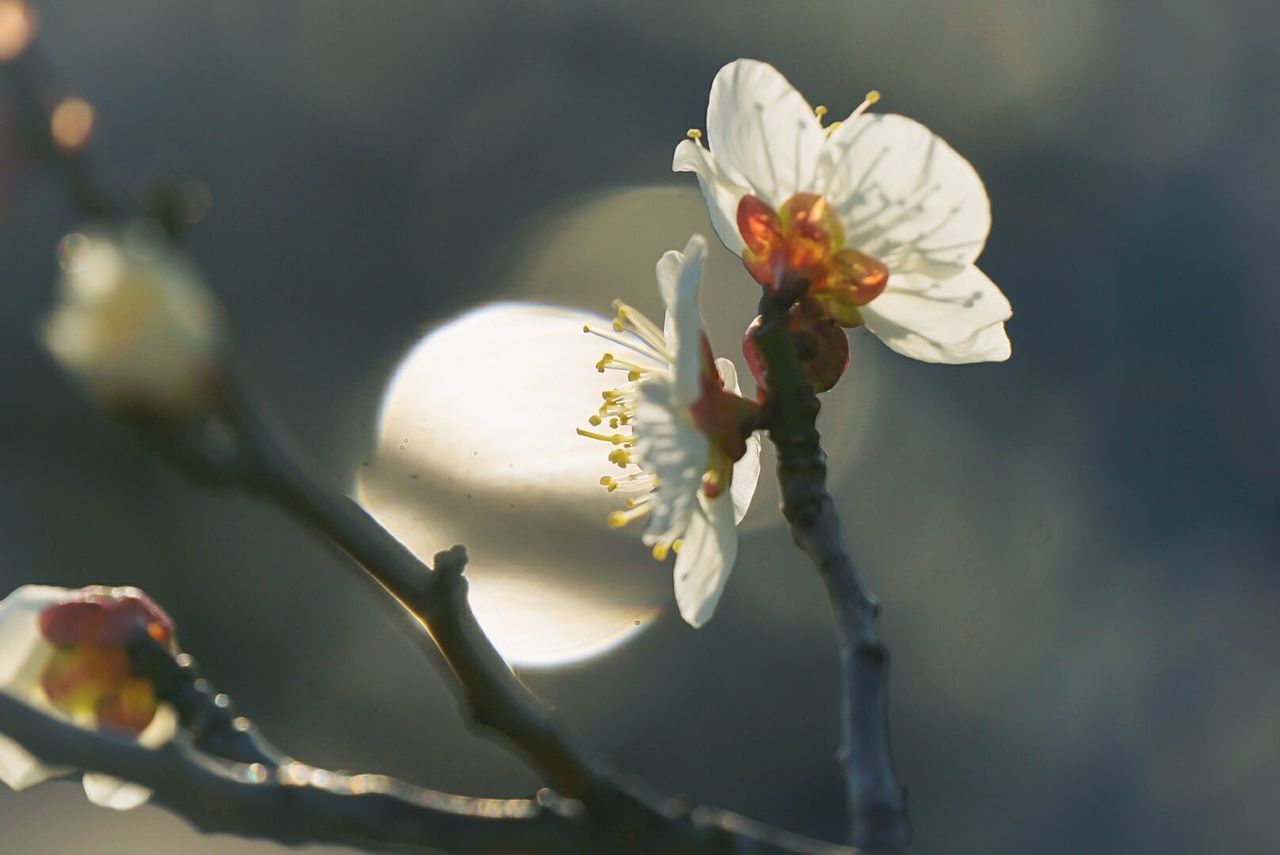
[
  {"x1": 865, "y1": 89, "x2": 881, "y2": 105},
  {"x1": 627, "y1": 370, "x2": 641, "y2": 382},
  {"x1": 609, "y1": 418, "x2": 619, "y2": 428},
  {"x1": 588, "y1": 415, "x2": 602, "y2": 426},
  {"x1": 582, "y1": 324, "x2": 590, "y2": 333},
  {"x1": 608, "y1": 448, "x2": 631, "y2": 466},
  {"x1": 599, "y1": 476, "x2": 619, "y2": 492},
  {"x1": 672, "y1": 538, "x2": 684, "y2": 553},
  {"x1": 825, "y1": 121, "x2": 842, "y2": 137},
  {"x1": 651, "y1": 543, "x2": 669, "y2": 561},
  {"x1": 686, "y1": 128, "x2": 702, "y2": 140},
  {"x1": 612, "y1": 318, "x2": 625, "y2": 332},
  {"x1": 608, "y1": 504, "x2": 652, "y2": 528},
  {"x1": 814, "y1": 105, "x2": 828, "y2": 120}
]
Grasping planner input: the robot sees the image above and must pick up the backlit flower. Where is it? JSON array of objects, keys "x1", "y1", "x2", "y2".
[
  {"x1": 578, "y1": 235, "x2": 762, "y2": 627},
  {"x1": 42, "y1": 229, "x2": 225, "y2": 417},
  {"x1": 0, "y1": 584, "x2": 178, "y2": 809},
  {"x1": 674, "y1": 58, "x2": 1011, "y2": 364}
]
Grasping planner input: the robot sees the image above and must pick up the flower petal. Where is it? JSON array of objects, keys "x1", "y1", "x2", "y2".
[
  {"x1": 0, "y1": 587, "x2": 78, "y2": 791},
  {"x1": 0, "y1": 733, "x2": 66, "y2": 791},
  {"x1": 672, "y1": 139, "x2": 750, "y2": 256},
  {"x1": 634, "y1": 379, "x2": 708, "y2": 548},
  {"x1": 656, "y1": 235, "x2": 708, "y2": 408},
  {"x1": 817, "y1": 113, "x2": 991, "y2": 275},
  {"x1": 705, "y1": 59, "x2": 824, "y2": 209},
  {"x1": 672, "y1": 493, "x2": 737, "y2": 628},
  {"x1": 0, "y1": 586, "x2": 65, "y2": 695},
  {"x1": 861, "y1": 267, "x2": 1011, "y2": 364},
  {"x1": 730, "y1": 432, "x2": 762, "y2": 525},
  {"x1": 83, "y1": 774, "x2": 153, "y2": 810},
  {"x1": 713, "y1": 357, "x2": 762, "y2": 524}
]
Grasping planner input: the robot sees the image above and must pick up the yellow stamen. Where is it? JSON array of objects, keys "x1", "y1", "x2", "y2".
[
  {"x1": 672, "y1": 538, "x2": 684, "y2": 553},
  {"x1": 576, "y1": 428, "x2": 627, "y2": 444},
  {"x1": 850, "y1": 90, "x2": 880, "y2": 120},
  {"x1": 814, "y1": 105, "x2": 828, "y2": 121},
  {"x1": 686, "y1": 128, "x2": 702, "y2": 140},
  {"x1": 651, "y1": 543, "x2": 669, "y2": 561},
  {"x1": 588, "y1": 414, "x2": 602, "y2": 426},
  {"x1": 609, "y1": 504, "x2": 651, "y2": 528}
]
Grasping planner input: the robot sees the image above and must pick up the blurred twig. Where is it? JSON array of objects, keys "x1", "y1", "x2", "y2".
[
  {"x1": 750, "y1": 294, "x2": 911, "y2": 853},
  {"x1": 0, "y1": 693, "x2": 586, "y2": 855}
]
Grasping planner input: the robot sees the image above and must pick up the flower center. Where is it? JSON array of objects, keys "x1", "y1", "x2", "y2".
[
  {"x1": 737, "y1": 192, "x2": 888, "y2": 324},
  {"x1": 578, "y1": 302, "x2": 751, "y2": 557},
  {"x1": 37, "y1": 589, "x2": 174, "y2": 734}
]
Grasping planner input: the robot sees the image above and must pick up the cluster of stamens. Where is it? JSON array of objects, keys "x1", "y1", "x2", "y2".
[{"x1": 576, "y1": 301, "x2": 682, "y2": 558}]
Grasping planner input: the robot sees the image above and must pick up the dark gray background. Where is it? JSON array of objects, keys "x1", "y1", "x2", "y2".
[{"x1": 1, "y1": 1, "x2": 1277, "y2": 853}]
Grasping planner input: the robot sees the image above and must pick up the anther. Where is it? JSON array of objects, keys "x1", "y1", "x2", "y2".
[
  {"x1": 686, "y1": 128, "x2": 702, "y2": 140},
  {"x1": 588, "y1": 415, "x2": 602, "y2": 426}
]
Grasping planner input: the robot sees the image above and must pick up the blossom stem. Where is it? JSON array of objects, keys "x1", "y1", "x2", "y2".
[{"x1": 751, "y1": 295, "x2": 911, "y2": 853}]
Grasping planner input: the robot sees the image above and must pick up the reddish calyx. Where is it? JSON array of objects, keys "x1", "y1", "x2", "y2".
[
  {"x1": 38, "y1": 588, "x2": 176, "y2": 734},
  {"x1": 743, "y1": 299, "x2": 850, "y2": 395},
  {"x1": 737, "y1": 192, "x2": 888, "y2": 323},
  {"x1": 688, "y1": 336, "x2": 761, "y2": 498}
]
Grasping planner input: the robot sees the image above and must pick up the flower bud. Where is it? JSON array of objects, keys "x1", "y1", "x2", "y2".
[
  {"x1": 0, "y1": 584, "x2": 177, "y2": 809},
  {"x1": 42, "y1": 230, "x2": 225, "y2": 419}
]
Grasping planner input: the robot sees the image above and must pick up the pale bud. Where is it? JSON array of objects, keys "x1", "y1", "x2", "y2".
[{"x1": 42, "y1": 230, "x2": 225, "y2": 418}]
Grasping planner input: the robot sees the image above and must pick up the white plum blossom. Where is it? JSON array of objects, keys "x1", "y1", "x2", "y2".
[
  {"x1": 674, "y1": 58, "x2": 1011, "y2": 364},
  {"x1": 0, "y1": 584, "x2": 178, "y2": 810},
  {"x1": 42, "y1": 229, "x2": 225, "y2": 417},
  {"x1": 579, "y1": 235, "x2": 762, "y2": 627}
]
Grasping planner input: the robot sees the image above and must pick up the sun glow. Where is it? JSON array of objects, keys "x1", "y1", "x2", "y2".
[{"x1": 355, "y1": 303, "x2": 666, "y2": 668}]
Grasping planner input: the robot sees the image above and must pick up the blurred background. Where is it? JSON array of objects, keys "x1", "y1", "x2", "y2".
[{"x1": 2, "y1": 1, "x2": 1279, "y2": 852}]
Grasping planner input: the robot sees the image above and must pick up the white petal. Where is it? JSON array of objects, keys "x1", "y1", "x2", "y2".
[
  {"x1": 705, "y1": 59, "x2": 824, "y2": 209},
  {"x1": 42, "y1": 233, "x2": 222, "y2": 417},
  {"x1": 818, "y1": 113, "x2": 990, "y2": 275},
  {"x1": 860, "y1": 319, "x2": 1010, "y2": 364},
  {"x1": 730, "y1": 432, "x2": 763, "y2": 525},
  {"x1": 656, "y1": 235, "x2": 708, "y2": 409},
  {"x1": 0, "y1": 586, "x2": 66, "y2": 694},
  {"x1": 0, "y1": 733, "x2": 67, "y2": 791},
  {"x1": 634, "y1": 380, "x2": 707, "y2": 547},
  {"x1": 672, "y1": 493, "x2": 738, "y2": 628},
  {"x1": 859, "y1": 265, "x2": 1011, "y2": 364},
  {"x1": 712, "y1": 358, "x2": 763, "y2": 525},
  {"x1": 672, "y1": 139, "x2": 750, "y2": 256},
  {"x1": 83, "y1": 774, "x2": 153, "y2": 810}
]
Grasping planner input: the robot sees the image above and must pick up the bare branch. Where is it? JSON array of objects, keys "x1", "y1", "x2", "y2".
[
  {"x1": 126, "y1": 383, "x2": 858, "y2": 854},
  {"x1": 749, "y1": 299, "x2": 911, "y2": 853},
  {"x1": 0, "y1": 693, "x2": 586, "y2": 854}
]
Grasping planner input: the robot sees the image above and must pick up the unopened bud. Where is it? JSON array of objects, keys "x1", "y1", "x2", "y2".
[{"x1": 42, "y1": 229, "x2": 225, "y2": 419}]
